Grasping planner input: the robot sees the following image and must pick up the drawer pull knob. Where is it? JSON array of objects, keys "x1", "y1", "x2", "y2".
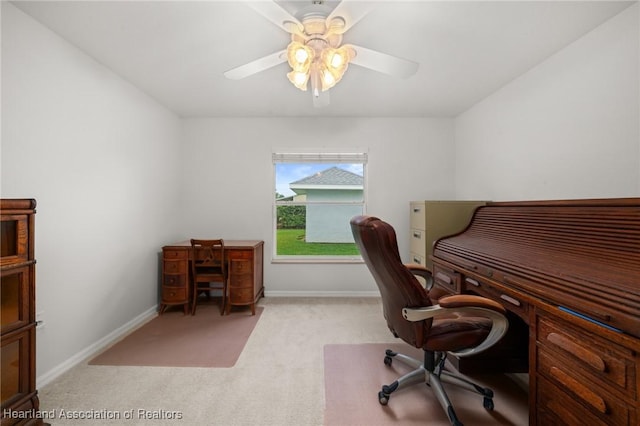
[
  {"x1": 435, "y1": 272, "x2": 452, "y2": 285},
  {"x1": 413, "y1": 208, "x2": 421, "y2": 213},
  {"x1": 465, "y1": 278, "x2": 480, "y2": 287},
  {"x1": 499, "y1": 294, "x2": 521, "y2": 307},
  {"x1": 546, "y1": 332, "x2": 606, "y2": 372},
  {"x1": 549, "y1": 366, "x2": 607, "y2": 414},
  {"x1": 413, "y1": 257, "x2": 422, "y2": 264},
  {"x1": 413, "y1": 232, "x2": 421, "y2": 239}
]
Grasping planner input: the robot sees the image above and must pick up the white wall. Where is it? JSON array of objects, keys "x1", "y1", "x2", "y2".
[
  {"x1": 455, "y1": 3, "x2": 640, "y2": 200},
  {"x1": 181, "y1": 117, "x2": 456, "y2": 295},
  {"x1": 4, "y1": 0, "x2": 638, "y2": 390},
  {"x1": 1, "y1": 3, "x2": 183, "y2": 381}
]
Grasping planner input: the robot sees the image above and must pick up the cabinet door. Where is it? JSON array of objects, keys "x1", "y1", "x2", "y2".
[
  {"x1": 1, "y1": 327, "x2": 35, "y2": 411},
  {"x1": 0, "y1": 215, "x2": 29, "y2": 266},
  {"x1": 1, "y1": 266, "x2": 31, "y2": 334}
]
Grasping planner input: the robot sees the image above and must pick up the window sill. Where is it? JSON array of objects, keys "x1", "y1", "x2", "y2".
[{"x1": 271, "y1": 257, "x2": 364, "y2": 264}]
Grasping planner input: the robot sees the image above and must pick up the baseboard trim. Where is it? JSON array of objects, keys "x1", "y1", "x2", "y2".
[
  {"x1": 36, "y1": 305, "x2": 158, "y2": 388},
  {"x1": 264, "y1": 290, "x2": 380, "y2": 298}
]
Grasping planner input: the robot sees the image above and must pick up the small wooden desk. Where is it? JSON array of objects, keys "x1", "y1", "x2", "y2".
[{"x1": 160, "y1": 240, "x2": 264, "y2": 315}]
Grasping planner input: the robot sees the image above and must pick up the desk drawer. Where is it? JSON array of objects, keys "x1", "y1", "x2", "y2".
[
  {"x1": 163, "y1": 249, "x2": 188, "y2": 260},
  {"x1": 537, "y1": 315, "x2": 635, "y2": 398},
  {"x1": 230, "y1": 259, "x2": 252, "y2": 276},
  {"x1": 464, "y1": 276, "x2": 528, "y2": 320},
  {"x1": 162, "y1": 287, "x2": 187, "y2": 303},
  {"x1": 229, "y1": 287, "x2": 254, "y2": 304},
  {"x1": 537, "y1": 350, "x2": 632, "y2": 425},
  {"x1": 432, "y1": 264, "x2": 459, "y2": 294},
  {"x1": 230, "y1": 275, "x2": 253, "y2": 289},
  {"x1": 536, "y1": 375, "x2": 629, "y2": 426},
  {"x1": 163, "y1": 274, "x2": 186, "y2": 288},
  {"x1": 163, "y1": 260, "x2": 187, "y2": 274}
]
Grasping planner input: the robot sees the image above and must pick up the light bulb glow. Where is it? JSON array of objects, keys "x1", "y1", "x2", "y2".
[
  {"x1": 330, "y1": 52, "x2": 343, "y2": 69},
  {"x1": 322, "y1": 69, "x2": 335, "y2": 87},
  {"x1": 286, "y1": 41, "x2": 313, "y2": 72},
  {"x1": 294, "y1": 48, "x2": 308, "y2": 64}
]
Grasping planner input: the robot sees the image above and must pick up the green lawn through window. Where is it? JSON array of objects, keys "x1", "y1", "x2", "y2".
[{"x1": 276, "y1": 229, "x2": 360, "y2": 255}]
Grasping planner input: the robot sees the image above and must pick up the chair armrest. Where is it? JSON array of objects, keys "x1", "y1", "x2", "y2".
[
  {"x1": 404, "y1": 263, "x2": 433, "y2": 290},
  {"x1": 402, "y1": 294, "x2": 508, "y2": 357}
]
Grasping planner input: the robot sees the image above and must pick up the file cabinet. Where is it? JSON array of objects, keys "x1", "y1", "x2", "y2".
[{"x1": 409, "y1": 200, "x2": 486, "y2": 270}]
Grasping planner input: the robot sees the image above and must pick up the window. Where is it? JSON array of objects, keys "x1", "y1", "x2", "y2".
[{"x1": 273, "y1": 152, "x2": 367, "y2": 262}]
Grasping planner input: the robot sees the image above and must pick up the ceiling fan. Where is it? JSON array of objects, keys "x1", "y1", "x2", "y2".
[{"x1": 224, "y1": 0, "x2": 419, "y2": 107}]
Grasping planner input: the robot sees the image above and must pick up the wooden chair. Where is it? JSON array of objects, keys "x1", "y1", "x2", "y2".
[{"x1": 190, "y1": 239, "x2": 227, "y2": 315}]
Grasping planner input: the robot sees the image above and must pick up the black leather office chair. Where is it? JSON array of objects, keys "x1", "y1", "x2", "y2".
[
  {"x1": 350, "y1": 215, "x2": 509, "y2": 426},
  {"x1": 190, "y1": 239, "x2": 227, "y2": 315}
]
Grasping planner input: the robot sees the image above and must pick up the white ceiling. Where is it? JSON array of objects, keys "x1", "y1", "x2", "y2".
[{"x1": 10, "y1": 0, "x2": 636, "y2": 117}]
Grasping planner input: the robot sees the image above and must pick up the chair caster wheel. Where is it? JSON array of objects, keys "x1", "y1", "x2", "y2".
[
  {"x1": 383, "y1": 355, "x2": 393, "y2": 366},
  {"x1": 483, "y1": 397, "x2": 494, "y2": 411},
  {"x1": 378, "y1": 391, "x2": 389, "y2": 405}
]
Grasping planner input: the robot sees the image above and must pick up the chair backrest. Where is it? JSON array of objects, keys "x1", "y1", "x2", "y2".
[
  {"x1": 190, "y1": 239, "x2": 226, "y2": 280},
  {"x1": 350, "y1": 215, "x2": 433, "y2": 348}
]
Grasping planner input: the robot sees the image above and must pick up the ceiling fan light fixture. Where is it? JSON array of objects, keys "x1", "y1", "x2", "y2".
[
  {"x1": 322, "y1": 46, "x2": 351, "y2": 72},
  {"x1": 319, "y1": 65, "x2": 336, "y2": 90},
  {"x1": 287, "y1": 70, "x2": 310, "y2": 91},
  {"x1": 287, "y1": 41, "x2": 314, "y2": 72}
]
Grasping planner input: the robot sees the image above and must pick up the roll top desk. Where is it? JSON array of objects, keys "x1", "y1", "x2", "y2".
[{"x1": 431, "y1": 198, "x2": 639, "y2": 425}]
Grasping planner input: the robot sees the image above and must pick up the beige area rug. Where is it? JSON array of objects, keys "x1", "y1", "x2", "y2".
[
  {"x1": 324, "y1": 343, "x2": 528, "y2": 426},
  {"x1": 89, "y1": 304, "x2": 263, "y2": 368}
]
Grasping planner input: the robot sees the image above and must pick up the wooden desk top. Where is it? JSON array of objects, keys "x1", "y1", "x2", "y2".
[{"x1": 163, "y1": 240, "x2": 264, "y2": 249}]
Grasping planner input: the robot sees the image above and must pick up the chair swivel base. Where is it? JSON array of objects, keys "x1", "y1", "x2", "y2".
[{"x1": 378, "y1": 349, "x2": 495, "y2": 426}]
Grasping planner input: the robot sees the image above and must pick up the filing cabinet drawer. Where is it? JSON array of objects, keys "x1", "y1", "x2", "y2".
[
  {"x1": 410, "y1": 202, "x2": 426, "y2": 229},
  {"x1": 410, "y1": 229, "x2": 426, "y2": 256},
  {"x1": 537, "y1": 315, "x2": 636, "y2": 398},
  {"x1": 409, "y1": 252, "x2": 425, "y2": 267},
  {"x1": 162, "y1": 287, "x2": 187, "y2": 303},
  {"x1": 432, "y1": 264, "x2": 460, "y2": 294}
]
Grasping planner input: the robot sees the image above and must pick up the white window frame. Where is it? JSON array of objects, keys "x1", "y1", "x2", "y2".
[{"x1": 272, "y1": 151, "x2": 368, "y2": 263}]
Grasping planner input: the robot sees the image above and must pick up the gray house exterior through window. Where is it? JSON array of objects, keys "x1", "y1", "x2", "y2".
[{"x1": 289, "y1": 166, "x2": 364, "y2": 243}]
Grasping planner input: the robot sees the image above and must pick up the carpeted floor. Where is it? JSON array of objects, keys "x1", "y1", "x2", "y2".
[
  {"x1": 40, "y1": 298, "x2": 528, "y2": 425},
  {"x1": 324, "y1": 343, "x2": 528, "y2": 426},
  {"x1": 89, "y1": 304, "x2": 263, "y2": 368}
]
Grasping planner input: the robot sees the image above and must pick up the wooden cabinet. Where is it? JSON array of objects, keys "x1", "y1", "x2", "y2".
[
  {"x1": 409, "y1": 200, "x2": 485, "y2": 270},
  {"x1": 1, "y1": 199, "x2": 43, "y2": 426},
  {"x1": 160, "y1": 240, "x2": 264, "y2": 315}
]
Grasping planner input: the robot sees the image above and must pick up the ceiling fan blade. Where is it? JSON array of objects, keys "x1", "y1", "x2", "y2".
[
  {"x1": 326, "y1": 0, "x2": 373, "y2": 34},
  {"x1": 246, "y1": 1, "x2": 303, "y2": 35},
  {"x1": 224, "y1": 50, "x2": 287, "y2": 80},
  {"x1": 312, "y1": 89, "x2": 330, "y2": 108},
  {"x1": 348, "y1": 44, "x2": 419, "y2": 79}
]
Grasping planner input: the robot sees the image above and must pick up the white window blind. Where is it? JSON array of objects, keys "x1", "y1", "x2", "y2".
[{"x1": 272, "y1": 152, "x2": 368, "y2": 164}]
